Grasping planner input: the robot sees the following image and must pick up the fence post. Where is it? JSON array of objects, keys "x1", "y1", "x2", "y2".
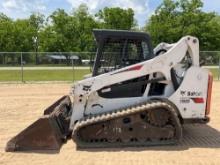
[
  {"x1": 72, "y1": 59, "x2": 75, "y2": 82},
  {"x1": 21, "y1": 52, "x2": 24, "y2": 83}
]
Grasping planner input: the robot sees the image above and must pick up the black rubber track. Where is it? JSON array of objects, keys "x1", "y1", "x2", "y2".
[{"x1": 72, "y1": 100, "x2": 182, "y2": 148}]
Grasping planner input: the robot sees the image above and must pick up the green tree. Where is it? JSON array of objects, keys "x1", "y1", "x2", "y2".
[
  {"x1": 0, "y1": 13, "x2": 14, "y2": 52},
  {"x1": 0, "y1": 13, "x2": 15, "y2": 64},
  {"x1": 29, "y1": 13, "x2": 44, "y2": 64},
  {"x1": 40, "y1": 5, "x2": 98, "y2": 60},
  {"x1": 96, "y1": 7, "x2": 135, "y2": 30},
  {"x1": 72, "y1": 4, "x2": 98, "y2": 54},
  {"x1": 41, "y1": 9, "x2": 72, "y2": 52},
  {"x1": 0, "y1": 13, "x2": 46, "y2": 64},
  {"x1": 146, "y1": 0, "x2": 220, "y2": 51}
]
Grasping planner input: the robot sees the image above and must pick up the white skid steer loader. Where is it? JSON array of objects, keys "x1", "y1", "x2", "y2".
[{"x1": 6, "y1": 29, "x2": 213, "y2": 151}]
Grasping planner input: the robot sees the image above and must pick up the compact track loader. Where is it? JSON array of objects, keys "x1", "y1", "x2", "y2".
[{"x1": 6, "y1": 29, "x2": 213, "y2": 152}]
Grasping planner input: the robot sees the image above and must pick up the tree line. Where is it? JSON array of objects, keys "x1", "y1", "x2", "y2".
[{"x1": 0, "y1": 0, "x2": 220, "y2": 61}]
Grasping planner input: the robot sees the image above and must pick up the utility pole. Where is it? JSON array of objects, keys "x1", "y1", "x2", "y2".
[
  {"x1": 72, "y1": 59, "x2": 75, "y2": 82},
  {"x1": 33, "y1": 36, "x2": 38, "y2": 65},
  {"x1": 21, "y1": 53, "x2": 24, "y2": 83}
]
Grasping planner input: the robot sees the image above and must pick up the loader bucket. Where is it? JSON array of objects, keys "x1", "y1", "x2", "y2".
[{"x1": 5, "y1": 95, "x2": 72, "y2": 152}]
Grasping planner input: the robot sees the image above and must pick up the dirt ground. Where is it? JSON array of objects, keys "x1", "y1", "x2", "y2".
[{"x1": 0, "y1": 82, "x2": 220, "y2": 165}]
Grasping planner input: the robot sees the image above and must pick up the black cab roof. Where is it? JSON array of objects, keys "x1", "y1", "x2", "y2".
[{"x1": 93, "y1": 29, "x2": 151, "y2": 42}]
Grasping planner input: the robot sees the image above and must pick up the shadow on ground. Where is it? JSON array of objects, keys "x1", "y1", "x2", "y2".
[
  {"x1": 78, "y1": 124, "x2": 220, "y2": 152},
  {"x1": 7, "y1": 124, "x2": 220, "y2": 154}
]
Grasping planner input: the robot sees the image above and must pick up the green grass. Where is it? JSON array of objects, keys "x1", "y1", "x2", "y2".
[
  {"x1": 0, "y1": 69, "x2": 90, "y2": 81},
  {"x1": 0, "y1": 68, "x2": 219, "y2": 82}
]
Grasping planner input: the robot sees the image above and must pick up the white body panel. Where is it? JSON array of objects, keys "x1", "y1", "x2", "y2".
[
  {"x1": 169, "y1": 67, "x2": 209, "y2": 118},
  {"x1": 69, "y1": 36, "x2": 209, "y2": 130}
]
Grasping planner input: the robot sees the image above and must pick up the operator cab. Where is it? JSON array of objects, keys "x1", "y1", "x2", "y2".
[{"x1": 92, "y1": 29, "x2": 154, "y2": 76}]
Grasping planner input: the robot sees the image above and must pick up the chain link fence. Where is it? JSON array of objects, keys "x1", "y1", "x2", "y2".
[
  {"x1": 0, "y1": 51, "x2": 219, "y2": 82},
  {"x1": 200, "y1": 51, "x2": 220, "y2": 80},
  {"x1": 0, "y1": 52, "x2": 96, "y2": 66},
  {"x1": 0, "y1": 52, "x2": 95, "y2": 82}
]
